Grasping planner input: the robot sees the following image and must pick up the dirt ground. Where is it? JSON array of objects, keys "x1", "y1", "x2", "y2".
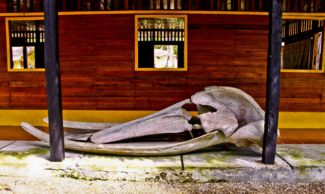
[{"x1": 0, "y1": 177, "x2": 324, "y2": 194}]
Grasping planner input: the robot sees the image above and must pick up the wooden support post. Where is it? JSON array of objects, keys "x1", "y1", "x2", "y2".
[
  {"x1": 77, "y1": 0, "x2": 81, "y2": 10},
  {"x1": 124, "y1": 0, "x2": 129, "y2": 10},
  {"x1": 231, "y1": 0, "x2": 238, "y2": 11},
  {"x1": 17, "y1": 0, "x2": 21, "y2": 11},
  {"x1": 160, "y1": 0, "x2": 164, "y2": 10},
  {"x1": 262, "y1": 0, "x2": 282, "y2": 165},
  {"x1": 245, "y1": 0, "x2": 250, "y2": 11},
  {"x1": 23, "y1": 0, "x2": 27, "y2": 12},
  {"x1": 174, "y1": 0, "x2": 178, "y2": 10},
  {"x1": 258, "y1": 0, "x2": 263, "y2": 11},
  {"x1": 62, "y1": 0, "x2": 67, "y2": 11},
  {"x1": 44, "y1": 0, "x2": 65, "y2": 162}
]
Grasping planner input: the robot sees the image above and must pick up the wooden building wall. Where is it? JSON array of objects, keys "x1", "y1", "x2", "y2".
[
  {"x1": 0, "y1": 14, "x2": 324, "y2": 112},
  {"x1": 0, "y1": 1, "x2": 5, "y2": 13}
]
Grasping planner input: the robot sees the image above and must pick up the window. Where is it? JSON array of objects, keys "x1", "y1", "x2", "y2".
[
  {"x1": 281, "y1": 16, "x2": 325, "y2": 73},
  {"x1": 135, "y1": 15, "x2": 187, "y2": 71},
  {"x1": 6, "y1": 17, "x2": 45, "y2": 72}
]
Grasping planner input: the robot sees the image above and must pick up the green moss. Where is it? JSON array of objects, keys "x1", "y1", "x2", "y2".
[
  {"x1": 0, "y1": 148, "x2": 48, "y2": 160},
  {"x1": 0, "y1": 148, "x2": 48, "y2": 168},
  {"x1": 287, "y1": 150, "x2": 304, "y2": 160},
  {"x1": 281, "y1": 149, "x2": 325, "y2": 176},
  {"x1": 59, "y1": 169, "x2": 108, "y2": 181},
  {"x1": 297, "y1": 165, "x2": 308, "y2": 176}
]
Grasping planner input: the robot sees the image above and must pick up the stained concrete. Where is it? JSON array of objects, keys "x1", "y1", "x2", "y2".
[
  {"x1": 0, "y1": 141, "x2": 323, "y2": 185},
  {"x1": 277, "y1": 144, "x2": 325, "y2": 182},
  {"x1": 182, "y1": 149, "x2": 292, "y2": 182}
]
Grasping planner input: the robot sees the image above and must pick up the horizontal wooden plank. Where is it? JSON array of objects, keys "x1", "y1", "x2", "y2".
[{"x1": 0, "y1": 14, "x2": 323, "y2": 112}]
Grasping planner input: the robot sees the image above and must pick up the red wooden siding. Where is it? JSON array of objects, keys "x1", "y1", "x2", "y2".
[
  {"x1": 0, "y1": 17, "x2": 9, "y2": 108},
  {"x1": 0, "y1": 1, "x2": 6, "y2": 12},
  {"x1": 0, "y1": 14, "x2": 324, "y2": 111},
  {"x1": 2, "y1": 0, "x2": 325, "y2": 13}
]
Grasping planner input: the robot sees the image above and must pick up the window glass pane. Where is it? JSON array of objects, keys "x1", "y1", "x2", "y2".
[
  {"x1": 281, "y1": 19, "x2": 324, "y2": 71},
  {"x1": 26, "y1": 46, "x2": 36, "y2": 69},
  {"x1": 8, "y1": 19, "x2": 45, "y2": 71},
  {"x1": 136, "y1": 16, "x2": 186, "y2": 70},
  {"x1": 154, "y1": 45, "x2": 178, "y2": 68},
  {"x1": 12, "y1": 46, "x2": 24, "y2": 69}
]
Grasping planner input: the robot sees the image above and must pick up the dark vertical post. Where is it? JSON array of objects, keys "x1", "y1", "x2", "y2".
[
  {"x1": 160, "y1": 0, "x2": 164, "y2": 9},
  {"x1": 167, "y1": 0, "x2": 171, "y2": 9},
  {"x1": 174, "y1": 0, "x2": 178, "y2": 10},
  {"x1": 23, "y1": 0, "x2": 27, "y2": 12},
  {"x1": 232, "y1": 0, "x2": 238, "y2": 11},
  {"x1": 44, "y1": 0, "x2": 65, "y2": 161},
  {"x1": 258, "y1": 0, "x2": 263, "y2": 11},
  {"x1": 124, "y1": 0, "x2": 129, "y2": 10},
  {"x1": 17, "y1": 0, "x2": 21, "y2": 11},
  {"x1": 262, "y1": 0, "x2": 282, "y2": 164}
]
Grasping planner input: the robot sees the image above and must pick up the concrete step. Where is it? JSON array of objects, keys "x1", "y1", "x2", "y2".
[{"x1": 0, "y1": 141, "x2": 323, "y2": 183}]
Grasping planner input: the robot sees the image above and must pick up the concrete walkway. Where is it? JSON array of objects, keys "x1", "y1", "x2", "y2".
[{"x1": 0, "y1": 141, "x2": 324, "y2": 185}]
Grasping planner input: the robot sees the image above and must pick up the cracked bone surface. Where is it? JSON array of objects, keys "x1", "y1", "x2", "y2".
[
  {"x1": 21, "y1": 86, "x2": 271, "y2": 155},
  {"x1": 91, "y1": 108, "x2": 193, "y2": 143},
  {"x1": 192, "y1": 86, "x2": 265, "y2": 127},
  {"x1": 198, "y1": 110, "x2": 238, "y2": 136},
  {"x1": 90, "y1": 99, "x2": 191, "y2": 144},
  {"x1": 229, "y1": 119, "x2": 265, "y2": 148}
]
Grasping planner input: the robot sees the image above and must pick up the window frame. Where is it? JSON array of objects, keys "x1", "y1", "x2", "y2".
[
  {"x1": 5, "y1": 17, "x2": 45, "y2": 72},
  {"x1": 281, "y1": 14, "x2": 325, "y2": 73},
  {"x1": 134, "y1": 15, "x2": 188, "y2": 71}
]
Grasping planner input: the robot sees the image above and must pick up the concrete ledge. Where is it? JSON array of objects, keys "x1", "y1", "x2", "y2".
[
  {"x1": 0, "y1": 141, "x2": 324, "y2": 184},
  {"x1": 182, "y1": 150, "x2": 292, "y2": 182},
  {"x1": 277, "y1": 144, "x2": 325, "y2": 182}
]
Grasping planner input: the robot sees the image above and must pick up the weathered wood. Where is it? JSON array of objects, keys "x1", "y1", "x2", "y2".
[
  {"x1": 0, "y1": 14, "x2": 324, "y2": 114},
  {"x1": 262, "y1": 0, "x2": 282, "y2": 165},
  {"x1": 21, "y1": 122, "x2": 227, "y2": 156},
  {"x1": 2, "y1": 0, "x2": 325, "y2": 12},
  {"x1": 44, "y1": 0, "x2": 65, "y2": 161}
]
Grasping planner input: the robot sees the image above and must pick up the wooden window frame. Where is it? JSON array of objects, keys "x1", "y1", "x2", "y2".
[
  {"x1": 281, "y1": 14, "x2": 325, "y2": 73},
  {"x1": 5, "y1": 17, "x2": 45, "y2": 72},
  {"x1": 134, "y1": 15, "x2": 188, "y2": 71}
]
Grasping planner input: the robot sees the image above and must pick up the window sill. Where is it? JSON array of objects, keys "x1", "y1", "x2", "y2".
[
  {"x1": 8, "y1": 68, "x2": 45, "y2": 72},
  {"x1": 281, "y1": 69, "x2": 324, "y2": 73},
  {"x1": 135, "y1": 67, "x2": 187, "y2": 71}
]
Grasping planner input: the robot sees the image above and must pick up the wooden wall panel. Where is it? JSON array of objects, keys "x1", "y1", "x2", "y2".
[
  {"x1": 0, "y1": 14, "x2": 324, "y2": 111},
  {"x1": 0, "y1": 1, "x2": 6, "y2": 12},
  {"x1": 0, "y1": 17, "x2": 9, "y2": 108},
  {"x1": 0, "y1": 17, "x2": 47, "y2": 109}
]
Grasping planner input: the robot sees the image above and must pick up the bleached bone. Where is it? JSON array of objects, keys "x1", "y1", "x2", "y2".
[
  {"x1": 43, "y1": 118, "x2": 118, "y2": 131},
  {"x1": 20, "y1": 86, "x2": 278, "y2": 156},
  {"x1": 198, "y1": 109, "x2": 238, "y2": 136},
  {"x1": 91, "y1": 108, "x2": 192, "y2": 143},
  {"x1": 204, "y1": 86, "x2": 264, "y2": 125},
  {"x1": 228, "y1": 120, "x2": 264, "y2": 148},
  {"x1": 21, "y1": 122, "x2": 227, "y2": 156},
  {"x1": 191, "y1": 87, "x2": 264, "y2": 128},
  {"x1": 65, "y1": 132, "x2": 94, "y2": 141},
  {"x1": 91, "y1": 99, "x2": 191, "y2": 143}
]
